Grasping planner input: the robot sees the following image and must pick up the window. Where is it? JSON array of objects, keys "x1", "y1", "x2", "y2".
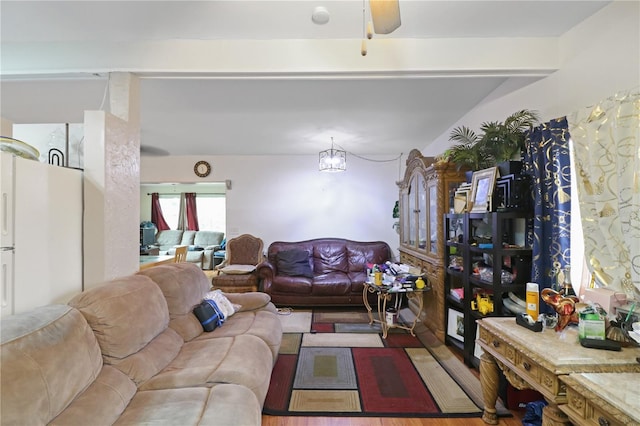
[
  {"x1": 196, "y1": 195, "x2": 226, "y2": 231},
  {"x1": 158, "y1": 194, "x2": 226, "y2": 231}
]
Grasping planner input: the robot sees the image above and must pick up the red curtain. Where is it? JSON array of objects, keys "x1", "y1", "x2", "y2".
[
  {"x1": 151, "y1": 193, "x2": 170, "y2": 231},
  {"x1": 185, "y1": 192, "x2": 199, "y2": 231}
]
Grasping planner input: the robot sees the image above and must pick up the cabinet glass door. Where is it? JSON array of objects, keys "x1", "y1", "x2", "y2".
[
  {"x1": 400, "y1": 188, "x2": 410, "y2": 246},
  {"x1": 428, "y1": 183, "x2": 438, "y2": 253},
  {"x1": 408, "y1": 177, "x2": 416, "y2": 247},
  {"x1": 417, "y1": 173, "x2": 427, "y2": 249}
]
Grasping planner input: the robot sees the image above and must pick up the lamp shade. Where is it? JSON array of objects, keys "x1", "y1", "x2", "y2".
[{"x1": 319, "y1": 148, "x2": 346, "y2": 172}]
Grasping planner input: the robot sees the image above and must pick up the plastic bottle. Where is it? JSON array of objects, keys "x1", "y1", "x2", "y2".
[{"x1": 526, "y1": 282, "x2": 539, "y2": 321}]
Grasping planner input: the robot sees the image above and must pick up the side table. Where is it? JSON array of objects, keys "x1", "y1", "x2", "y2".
[
  {"x1": 362, "y1": 282, "x2": 429, "y2": 338},
  {"x1": 476, "y1": 317, "x2": 640, "y2": 425}
]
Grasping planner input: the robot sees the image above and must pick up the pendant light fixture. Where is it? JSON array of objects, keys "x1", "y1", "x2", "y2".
[{"x1": 319, "y1": 137, "x2": 346, "y2": 172}]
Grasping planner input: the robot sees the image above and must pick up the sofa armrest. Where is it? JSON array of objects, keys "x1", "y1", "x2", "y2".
[
  {"x1": 256, "y1": 261, "x2": 276, "y2": 293},
  {"x1": 224, "y1": 292, "x2": 272, "y2": 312}
]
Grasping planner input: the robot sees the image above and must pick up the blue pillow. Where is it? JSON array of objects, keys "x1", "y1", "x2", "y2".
[{"x1": 276, "y1": 249, "x2": 313, "y2": 278}]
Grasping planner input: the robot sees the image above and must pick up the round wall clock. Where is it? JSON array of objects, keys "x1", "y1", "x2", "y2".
[{"x1": 194, "y1": 160, "x2": 211, "y2": 177}]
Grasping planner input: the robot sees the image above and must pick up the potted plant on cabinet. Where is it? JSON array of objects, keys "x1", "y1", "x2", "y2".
[{"x1": 440, "y1": 109, "x2": 540, "y2": 175}]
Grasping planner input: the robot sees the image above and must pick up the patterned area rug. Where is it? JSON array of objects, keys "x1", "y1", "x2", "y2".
[{"x1": 264, "y1": 307, "x2": 509, "y2": 418}]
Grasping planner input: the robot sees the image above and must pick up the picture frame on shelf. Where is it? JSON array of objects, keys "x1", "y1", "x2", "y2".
[
  {"x1": 453, "y1": 182, "x2": 472, "y2": 213},
  {"x1": 447, "y1": 308, "x2": 465, "y2": 342},
  {"x1": 470, "y1": 167, "x2": 499, "y2": 213}
]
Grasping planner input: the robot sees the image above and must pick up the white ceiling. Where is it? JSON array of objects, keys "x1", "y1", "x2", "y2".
[{"x1": 0, "y1": 1, "x2": 610, "y2": 157}]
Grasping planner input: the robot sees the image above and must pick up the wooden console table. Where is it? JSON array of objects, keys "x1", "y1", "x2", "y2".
[
  {"x1": 476, "y1": 317, "x2": 640, "y2": 425},
  {"x1": 560, "y1": 372, "x2": 639, "y2": 425}
]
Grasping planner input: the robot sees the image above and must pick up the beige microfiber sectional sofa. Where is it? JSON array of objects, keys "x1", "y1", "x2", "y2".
[{"x1": 1, "y1": 262, "x2": 282, "y2": 425}]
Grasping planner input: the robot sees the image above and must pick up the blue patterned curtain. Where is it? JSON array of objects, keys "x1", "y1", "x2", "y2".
[{"x1": 523, "y1": 117, "x2": 572, "y2": 299}]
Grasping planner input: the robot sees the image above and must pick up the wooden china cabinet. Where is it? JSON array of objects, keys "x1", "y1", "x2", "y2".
[{"x1": 397, "y1": 149, "x2": 466, "y2": 342}]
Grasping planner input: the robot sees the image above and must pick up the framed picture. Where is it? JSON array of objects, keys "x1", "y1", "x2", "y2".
[
  {"x1": 470, "y1": 167, "x2": 499, "y2": 213},
  {"x1": 447, "y1": 308, "x2": 464, "y2": 342},
  {"x1": 453, "y1": 183, "x2": 472, "y2": 213}
]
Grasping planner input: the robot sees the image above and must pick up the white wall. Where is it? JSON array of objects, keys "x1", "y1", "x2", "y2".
[
  {"x1": 425, "y1": 1, "x2": 640, "y2": 155},
  {"x1": 141, "y1": 153, "x2": 404, "y2": 260}
]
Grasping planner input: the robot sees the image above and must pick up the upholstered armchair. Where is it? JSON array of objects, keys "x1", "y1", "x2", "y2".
[{"x1": 212, "y1": 234, "x2": 264, "y2": 293}]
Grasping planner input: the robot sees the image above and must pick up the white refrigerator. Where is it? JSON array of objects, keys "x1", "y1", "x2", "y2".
[{"x1": 0, "y1": 151, "x2": 83, "y2": 317}]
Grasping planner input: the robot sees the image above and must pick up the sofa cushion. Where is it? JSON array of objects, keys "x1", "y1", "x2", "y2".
[
  {"x1": 138, "y1": 262, "x2": 210, "y2": 342},
  {"x1": 1, "y1": 305, "x2": 104, "y2": 425},
  {"x1": 312, "y1": 272, "x2": 351, "y2": 295},
  {"x1": 276, "y1": 249, "x2": 313, "y2": 278},
  {"x1": 313, "y1": 242, "x2": 348, "y2": 274},
  {"x1": 142, "y1": 263, "x2": 282, "y2": 362},
  {"x1": 347, "y1": 241, "x2": 390, "y2": 271},
  {"x1": 113, "y1": 384, "x2": 261, "y2": 426},
  {"x1": 180, "y1": 230, "x2": 197, "y2": 246},
  {"x1": 69, "y1": 275, "x2": 171, "y2": 360},
  {"x1": 220, "y1": 264, "x2": 256, "y2": 275},
  {"x1": 139, "y1": 334, "x2": 273, "y2": 404},
  {"x1": 195, "y1": 308, "x2": 282, "y2": 363},
  {"x1": 155, "y1": 230, "x2": 183, "y2": 250},
  {"x1": 225, "y1": 291, "x2": 273, "y2": 312},
  {"x1": 50, "y1": 366, "x2": 137, "y2": 426},
  {"x1": 272, "y1": 275, "x2": 313, "y2": 294},
  {"x1": 194, "y1": 230, "x2": 225, "y2": 248},
  {"x1": 68, "y1": 275, "x2": 182, "y2": 386}
]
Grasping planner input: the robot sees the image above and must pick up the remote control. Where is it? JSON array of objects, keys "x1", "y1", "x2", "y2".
[{"x1": 579, "y1": 338, "x2": 622, "y2": 351}]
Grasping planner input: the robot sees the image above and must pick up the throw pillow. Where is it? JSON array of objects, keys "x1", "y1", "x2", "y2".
[
  {"x1": 220, "y1": 264, "x2": 256, "y2": 275},
  {"x1": 276, "y1": 249, "x2": 313, "y2": 278},
  {"x1": 204, "y1": 290, "x2": 240, "y2": 318}
]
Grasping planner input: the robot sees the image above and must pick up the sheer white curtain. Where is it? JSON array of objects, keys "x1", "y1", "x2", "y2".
[{"x1": 568, "y1": 89, "x2": 640, "y2": 299}]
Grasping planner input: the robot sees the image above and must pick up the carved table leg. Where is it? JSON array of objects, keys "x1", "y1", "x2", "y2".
[
  {"x1": 541, "y1": 401, "x2": 571, "y2": 426},
  {"x1": 479, "y1": 351, "x2": 500, "y2": 425}
]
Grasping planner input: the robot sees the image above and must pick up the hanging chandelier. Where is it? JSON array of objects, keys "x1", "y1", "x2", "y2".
[{"x1": 319, "y1": 137, "x2": 346, "y2": 172}]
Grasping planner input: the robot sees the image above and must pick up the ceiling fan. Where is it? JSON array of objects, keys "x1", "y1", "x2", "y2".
[{"x1": 369, "y1": 0, "x2": 401, "y2": 35}]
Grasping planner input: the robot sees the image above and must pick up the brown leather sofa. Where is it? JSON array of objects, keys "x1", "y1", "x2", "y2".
[{"x1": 257, "y1": 238, "x2": 391, "y2": 306}]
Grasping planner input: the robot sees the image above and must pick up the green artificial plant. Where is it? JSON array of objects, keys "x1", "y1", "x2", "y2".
[{"x1": 441, "y1": 109, "x2": 540, "y2": 171}]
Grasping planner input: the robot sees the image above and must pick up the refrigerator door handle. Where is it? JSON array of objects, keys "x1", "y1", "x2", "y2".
[{"x1": 0, "y1": 247, "x2": 14, "y2": 252}]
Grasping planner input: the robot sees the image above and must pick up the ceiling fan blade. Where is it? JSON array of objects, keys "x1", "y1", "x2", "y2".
[
  {"x1": 140, "y1": 145, "x2": 170, "y2": 156},
  {"x1": 369, "y1": 0, "x2": 401, "y2": 34}
]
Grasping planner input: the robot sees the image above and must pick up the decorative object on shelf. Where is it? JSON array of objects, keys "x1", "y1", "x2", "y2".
[
  {"x1": 453, "y1": 182, "x2": 472, "y2": 213},
  {"x1": 48, "y1": 148, "x2": 64, "y2": 166},
  {"x1": 392, "y1": 200, "x2": 400, "y2": 233},
  {"x1": 319, "y1": 137, "x2": 346, "y2": 172},
  {"x1": 194, "y1": 160, "x2": 211, "y2": 177},
  {"x1": 493, "y1": 173, "x2": 532, "y2": 212},
  {"x1": 469, "y1": 167, "x2": 498, "y2": 213},
  {"x1": 471, "y1": 293, "x2": 494, "y2": 315},
  {"x1": 541, "y1": 288, "x2": 580, "y2": 331},
  {"x1": 440, "y1": 109, "x2": 540, "y2": 171}
]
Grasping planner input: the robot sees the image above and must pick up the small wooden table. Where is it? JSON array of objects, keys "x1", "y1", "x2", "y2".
[
  {"x1": 139, "y1": 255, "x2": 175, "y2": 270},
  {"x1": 476, "y1": 317, "x2": 640, "y2": 425}
]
